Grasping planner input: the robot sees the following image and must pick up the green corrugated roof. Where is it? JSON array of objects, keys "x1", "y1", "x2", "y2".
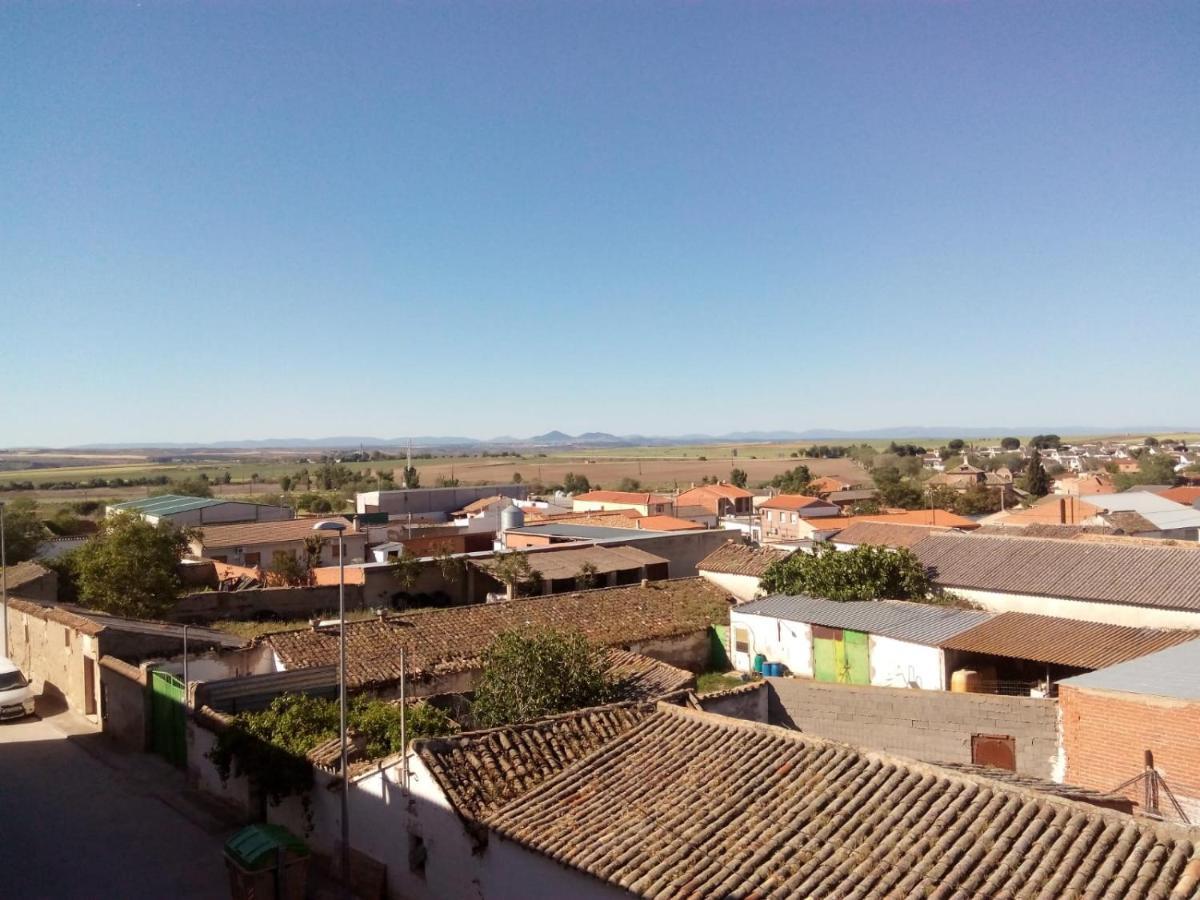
[
  {"x1": 109, "y1": 494, "x2": 225, "y2": 516},
  {"x1": 224, "y1": 824, "x2": 308, "y2": 870}
]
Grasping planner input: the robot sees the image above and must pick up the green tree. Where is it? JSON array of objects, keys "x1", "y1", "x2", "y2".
[
  {"x1": 947, "y1": 439, "x2": 965, "y2": 452},
  {"x1": 575, "y1": 561, "x2": 599, "y2": 591},
  {"x1": 1144, "y1": 436, "x2": 1160, "y2": 447},
  {"x1": 154, "y1": 477, "x2": 213, "y2": 498},
  {"x1": 471, "y1": 630, "x2": 618, "y2": 727},
  {"x1": 511, "y1": 471, "x2": 523, "y2": 484},
  {"x1": 402, "y1": 466, "x2": 420, "y2": 488},
  {"x1": 489, "y1": 551, "x2": 539, "y2": 600},
  {"x1": 392, "y1": 551, "x2": 424, "y2": 598},
  {"x1": 1114, "y1": 452, "x2": 1179, "y2": 489},
  {"x1": 1030, "y1": 434, "x2": 1062, "y2": 450},
  {"x1": 617, "y1": 477, "x2": 642, "y2": 492},
  {"x1": 269, "y1": 552, "x2": 310, "y2": 587},
  {"x1": 1024, "y1": 448, "x2": 1050, "y2": 496},
  {"x1": 872, "y1": 467, "x2": 924, "y2": 509},
  {"x1": 562, "y1": 472, "x2": 591, "y2": 494},
  {"x1": 279, "y1": 475, "x2": 293, "y2": 492},
  {"x1": 729, "y1": 467, "x2": 748, "y2": 488},
  {"x1": 1000, "y1": 437, "x2": 1021, "y2": 450},
  {"x1": 759, "y1": 544, "x2": 932, "y2": 602},
  {"x1": 0, "y1": 498, "x2": 47, "y2": 563},
  {"x1": 770, "y1": 465, "x2": 812, "y2": 494},
  {"x1": 74, "y1": 512, "x2": 192, "y2": 617}
]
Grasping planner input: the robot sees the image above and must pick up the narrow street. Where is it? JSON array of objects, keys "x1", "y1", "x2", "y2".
[{"x1": 0, "y1": 704, "x2": 230, "y2": 899}]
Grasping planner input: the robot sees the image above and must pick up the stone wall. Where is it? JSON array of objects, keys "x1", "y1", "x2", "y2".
[
  {"x1": 626, "y1": 629, "x2": 713, "y2": 674},
  {"x1": 99, "y1": 656, "x2": 148, "y2": 751},
  {"x1": 172, "y1": 583, "x2": 368, "y2": 622},
  {"x1": 766, "y1": 677, "x2": 1061, "y2": 779},
  {"x1": 4, "y1": 597, "x2": 101, "y2": 718}
]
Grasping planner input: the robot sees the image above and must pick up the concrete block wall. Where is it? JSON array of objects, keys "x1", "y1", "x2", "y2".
[
  {"x1": 1060, "y1": 685, "x2": 1200, "y2": 823},
  {"x1": 767, "y1": 677, "x2": 1060, "y2": 779},
  {"x1": 697, "y1": 682, "x2": 769, "y2": 722},
  {"x1": 98, "y1": 656, "x2": 149, "y2": 751}
]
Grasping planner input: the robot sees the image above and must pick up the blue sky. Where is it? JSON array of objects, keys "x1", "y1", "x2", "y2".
[{"x1": 3, "y1": 2, "x2": 1197, "y2": 445}]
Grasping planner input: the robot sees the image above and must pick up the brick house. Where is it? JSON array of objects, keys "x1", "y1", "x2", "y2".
[
  {"x1": 1058, "y1": 640, "x2": 1200, "y2": 823},
  {"x1": 571, "y1": 490, "x2": 674, "y2": 517},
  {"x1": 759, "y1": 494, "x2": 840, "y2": 541}
]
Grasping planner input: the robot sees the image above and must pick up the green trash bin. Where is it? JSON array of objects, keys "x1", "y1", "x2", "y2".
[{"x1": 224, "y1": 824, "x2": 310, "y2": 900}]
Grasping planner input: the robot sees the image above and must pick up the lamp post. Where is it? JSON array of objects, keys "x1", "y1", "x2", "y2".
[
  {"x1": 312, "y1": 519, "x2": 349, "y2": 894},
  {"x1": 1, "y1": 501, "x2": 8, "y2": 659}
]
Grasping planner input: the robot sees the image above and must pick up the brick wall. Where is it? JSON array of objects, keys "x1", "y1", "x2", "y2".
[
  {"x1": 1060, "y1": 685, "x2": 1200, "y2": 823},
  {"x1": 767, "y1": 677, "x2": 1060, "y2": 779}
]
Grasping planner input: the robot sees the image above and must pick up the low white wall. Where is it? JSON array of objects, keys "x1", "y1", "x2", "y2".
[
  {"x1": 699, "y1": 570, "x2": 762, "y2": 603},
  {"x1": 868, "y1": 635, "x2": 946, "y2": 690},
  {"x1": 729, "y1": 611, "x2": 812, "y2": 677},
  {"x1": 949, "y1": 588, "x2": 1200, "y2": 630}
]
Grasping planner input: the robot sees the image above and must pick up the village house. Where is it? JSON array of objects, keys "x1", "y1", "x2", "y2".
[
  {"x1": 107, "y1": 494, "x2": 294, "y2": 527},
  {"x1": 479, "y1": 704, "x2": 1200, "y2": 899},
  {"x1": 1052, "y1": 472, "x2": 1116, "y2": 496},
  {"x1": 673, "y1": 482, "x2": 753, "y2": 518},
  {"x1": 827, "y1": 520, "x2": 954, "y2": 551},
  {"x1": 787, "y1": 508, "x2": 979, "y2": 544},
  {"x1": 759, "y1": 494, "x2": 840, "y2": 541},
  {"x1": 1058, "y1": 640, "x2": 1200, "y2": 823},
  {"x1": 188, "y1": 517, "x2": 368, "y2": 570},
  {"x1": 823, "y1": 488, "x2": 880, "y2": 510},
  {"x1": 696, "y1": 541, "x2": 790, "y2": 602},
  {"x1": 570, "y1": 490, "x2": 675, "y2": 517},
  {"x1": 252, "y1": 578, "x2": 734, "y2": 696},
  {"x1": 805, "y1": 475, "x2": 854, "y2": 496},
  {"x1": 912, "y1": 531, "x2": 1200, "y2": 628}
]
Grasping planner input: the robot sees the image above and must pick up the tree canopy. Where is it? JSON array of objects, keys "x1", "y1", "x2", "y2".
[
  {"x1": 759, "y1": 543, "x2": 932, "y2": 603},
  {"x1": 471, "y1": 630, "x2": 618, "y2": 728},
  {"x1": 73, "y1": 512, "x2": 192, "y2": 617},
  {"x1": 0, "y1": 498, "x2": 47, "y2": 564},
  {"x1": 562, "y1": 472, "x2": 591, "y2": 494},
  {"x1": 770, "y1": 465, "x2": 812, "y2": 494},
  {"x1": 1024, "y1": 448, "x2": 1050, "y2": 497},
  {"x1": 729, "y1": 467, "x2": 748, "y2": 488},
  {"x1": 1000, "y1": 437, "x2": 1021, "y2": 450}
]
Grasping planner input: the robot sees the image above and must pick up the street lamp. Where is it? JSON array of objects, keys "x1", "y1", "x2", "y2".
[
  {"x1": 312, "y1": 519, "x2": 349, "y2": 894},
  {"x1": 1, "y1": 501, "x2": 8, "y2": 659}
]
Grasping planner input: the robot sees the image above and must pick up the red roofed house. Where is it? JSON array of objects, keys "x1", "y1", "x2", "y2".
[
  {"x1": 674, "y1": 482, "x2": 754, "y2": 518},
  {"x1": 759, "y1": 494, "x2": 840, "y2": 542},
  {"x1": 807, "y1": 475, "x2": 854, "y2": 497}
]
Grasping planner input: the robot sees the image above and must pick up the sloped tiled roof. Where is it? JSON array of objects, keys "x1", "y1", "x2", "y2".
[
  {"x1": 760, "y1": 494, "x2": 838, "y2": 512},
  {"x1": 605, "y1": 648, "x2": 695, "y2": 700},
  {"x1": 914, "y1": 532, "x2": 1200, "y2": 611},
  {"x1": 633, "y1": 514, "x2": 704, "y2": 531},
  {"x1": 573, "y1": 491, "x2": 672, "y2": 505},
  {"x1": 939, "y1": 611, "x2": 1200, "y2": 670},
  {"x1": 1103, "y1": 510, "x2": 1162, "y2": 534},
  {"x1": 473, "y1": 545, "x2": 667, "y2": 581},
  {"x1": 676, "y1": 483, "x2": 754, "y2": 501},
  {"x1": 196, "y1": 517, "x2": 359, "y2": 549},
  {"x1": 488, "y1": 703, "x2": 1200, "y2": 898},
  {"x1": 1, "y1": 560, "x2": 55, "y2": 593},
  {"x1": 696, "y1": 542, "x2": 789, "y2": 577},
  {"x1": 414, "y1": 701, "x2": 657, "y2": 823},
  {"x1": 829, "y1": 521, "x2": 950, "y2": 549},
  {"x1": 264, "y1": 578, "x2": 732, "y2": 689},
  {"x1": 1160, "y1": 486, "x2": 1200, "y2": 506}
]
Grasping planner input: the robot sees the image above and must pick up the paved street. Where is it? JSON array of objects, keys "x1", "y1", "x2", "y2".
[{"x1": 0, "y1": 706, "x2": 230, "y2": 899}]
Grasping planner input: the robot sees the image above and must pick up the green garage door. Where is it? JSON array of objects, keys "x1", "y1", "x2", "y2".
[
  {"x1": 150, "y1": 669, "x2": 186, "y2": 767},
  {"x1": 812, "y1": 626, "x2": 870, "y2": 685}
]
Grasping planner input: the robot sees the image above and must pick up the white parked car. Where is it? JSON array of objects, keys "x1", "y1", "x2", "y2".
[{"x1": 0, "y1": 657, "x2": 36, "y2": 720}]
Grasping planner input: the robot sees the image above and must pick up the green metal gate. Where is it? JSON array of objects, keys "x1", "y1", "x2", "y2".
[
  {"x1": 150, "y1": 669, "x2": 186, "y2": 767},
  {"x1": 812, "y1": 626, "x2": 870, "y2": 685}
]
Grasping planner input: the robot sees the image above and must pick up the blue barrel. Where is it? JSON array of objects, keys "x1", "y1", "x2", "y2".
[{"x1": 765, "y1": 662, "x2": 779, "y2": 677}]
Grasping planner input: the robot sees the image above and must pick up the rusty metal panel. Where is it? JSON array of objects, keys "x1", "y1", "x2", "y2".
[{"x1": 972, "y1": 733, "x2": 1017, "y2": 772}]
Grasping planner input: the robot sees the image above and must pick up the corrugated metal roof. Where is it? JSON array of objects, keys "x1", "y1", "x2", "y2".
[
  {"x1": 110, "y1": 494, "x2": 226, "y2": 516},
  {"x1": 734, "y1": 595, "x2": 992, "y2": 646},
  {"x1": 913, "y1": 532, "x2": 1200, "y2": 611},
  {"x1": 939, "y1": 611, "x2": 1200, "y2": 670},
  {"x1": 1058, "y1": 640, "x2": 1200, "y2": 700}
]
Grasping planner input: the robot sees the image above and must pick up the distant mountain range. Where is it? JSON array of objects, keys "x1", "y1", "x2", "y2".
[{"x1": 57, "y1": 425, "x2": 1195, "y2": 453}]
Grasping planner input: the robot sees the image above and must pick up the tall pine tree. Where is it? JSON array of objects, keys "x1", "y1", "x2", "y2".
[{"x1": 1025, "y1": 448, "x2": 1050, "y2": 496}]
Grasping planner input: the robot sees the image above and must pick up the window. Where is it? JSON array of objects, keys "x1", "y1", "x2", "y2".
[
  {"x1": 734, "y1": 626, "x2": 751, "y2": 655},
  {"x1": 243, "y1": 552, "x2": 261, "y2": 567},
  {"x1": 330, "y1": 541, "x2": 341, "y2": 559}
]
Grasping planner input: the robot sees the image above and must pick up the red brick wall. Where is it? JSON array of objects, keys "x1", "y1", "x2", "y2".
[{"x1": 1060, "y1": 685, "x2": 1200, "y2": 821}]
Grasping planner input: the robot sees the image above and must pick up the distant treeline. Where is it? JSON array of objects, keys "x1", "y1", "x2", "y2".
[{"x1": 0, "y1": 475, "x2": 172, "y2": 492}]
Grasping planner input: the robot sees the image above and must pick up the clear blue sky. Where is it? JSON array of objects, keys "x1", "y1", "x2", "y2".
[{"x1": 3, "y1": 2, "x2": 1197, "y2": 445}]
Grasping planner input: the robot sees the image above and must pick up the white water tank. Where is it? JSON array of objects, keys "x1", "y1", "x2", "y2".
[{"x1": 500, "y1": 505, "x2": 525, "y2": 531}]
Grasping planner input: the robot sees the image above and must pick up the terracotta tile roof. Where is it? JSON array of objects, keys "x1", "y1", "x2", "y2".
[
  {"x1": 6, "y1": 596, "x2": 105, "y2": 636},
  {"x1": 1002, "y1": 495, "x2": 1103, "y2": 526},
  {"x1": 1104, "y1": 510, "x2": 1163, "y2": 534},
  {"x1": 855, "y1": 509, "x2": 979, "y2": 529},
  {"x1": 488, "y1": 703, "x2": 1200, "y2": 898},
  {"x1": 807, "y1": 476, "x2": 854, "y2": 494},
  {"x1": 974, "y1": 524, "x2": 1120, "y2": 539},
  {"x1": 453, "y1": 495, "x2": 511, "y2": 515},
  {"x1": 676, "y1": 483, "x2": 755, "y2": 501},
  {"x1": 829, "y1": 521, "x2": 950, "y2": 549},
  {"x1": 760, "y1": 494, "x2": 840, "y2": 512},
  {"x1": 1160, "y1": 486, "x2": 1200, "y2": 506},
  {"x1": 1, "y1": 560, "x2": 55, "y2": 593},
  {"x1": 697, "y1": 542, "x2": 789, "y2": 577},
  {"x1": 264, "y1": 578, "x2": 733, "y2": 689},
  {"x1": 573, "y1": 491, "x2": 672, "y2": 505},
  {"x1": 914, "y1": 532, "x2": 1200, "y2": 611},
  {"x1": 521, "y1": 508, "x2": 640, "y2": 526},
  {"x1": 938, "y1": 611, "x2": 1200, "y2": 670},
  {"x1": 604, "y1": 649, "x2": 695, "y2": 700},
  {"x1": 414, "y1": 701, "x2": 658, "y2": 823},
  {"x1": 474, "y1": 545, "x2": 667, "y2": 581},
  {"x1": 825, "y1": 489, "x2": 879, "y2": 502},
  {"x1": 196, "y1": 517, "x2": 360, "y2": 549}
]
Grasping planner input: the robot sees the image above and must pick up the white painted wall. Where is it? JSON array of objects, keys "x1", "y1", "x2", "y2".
[
  {"x1": 949, "y1": 588, "x2": 1200, "y2": 630},
  {"x1": 698, "y1": 570, "x2": 763, "y2": 603},
  {"x1": 868, "y1": 636, "x2": 946, "y2": 690},
  {"x1": 729, "y1": 611, "x2": 812, "y2": 677}
]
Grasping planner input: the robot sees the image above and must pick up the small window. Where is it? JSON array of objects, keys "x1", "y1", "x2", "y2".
[
  {"x1": 244, "y1": 552, "x2": 261, "y2": 567},
  {"x1": 64, "y1": 626, "x2": 71, "y2": 647},
  {"x1": 409, "y1": 833, "x2": 427, "y2": 877},
  {"x1": 330, "y1": 542, "x2": 341, "y2": 559},
  {"x1": 734, "y1": 626, "x2": 750, "y2": 655}
]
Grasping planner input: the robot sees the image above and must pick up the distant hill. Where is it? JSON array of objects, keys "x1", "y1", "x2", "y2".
[{"x1": 58, "y1": 424, "x2": 1196, "y2": 453}]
